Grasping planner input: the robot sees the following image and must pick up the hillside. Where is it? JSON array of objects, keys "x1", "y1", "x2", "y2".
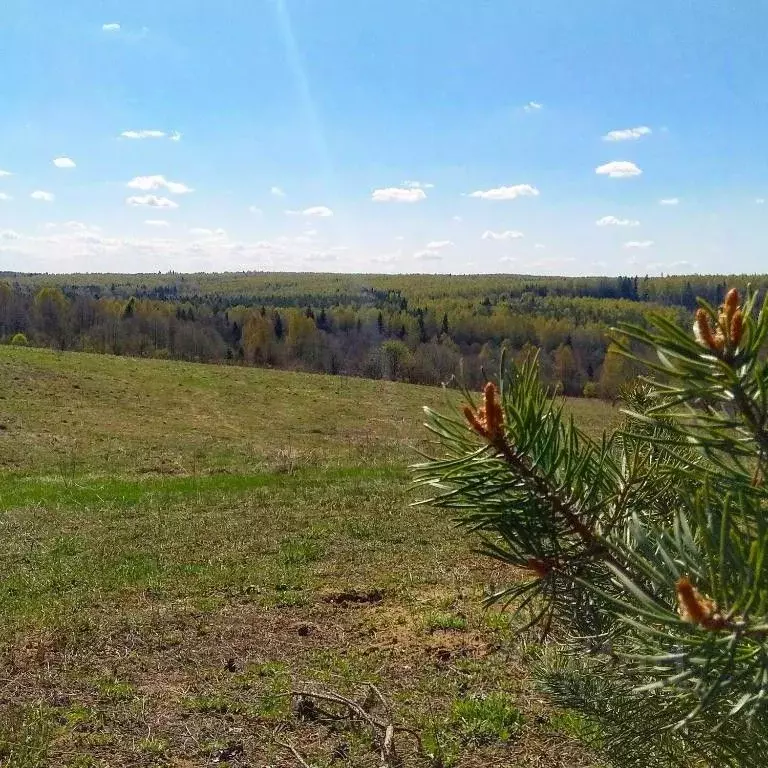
[{"x1": 0, "y1": 348, "x2": 617, "y2": 767}]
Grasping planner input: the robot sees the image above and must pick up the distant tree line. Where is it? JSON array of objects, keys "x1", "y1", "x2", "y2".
[{"x1": 1, "y1": 272, "x2": 764, "y2": 398}]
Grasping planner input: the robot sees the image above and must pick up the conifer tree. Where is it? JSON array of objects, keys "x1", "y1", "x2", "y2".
[{"x1": 414, "y1": 288, "x2": 768, "y2": 766}]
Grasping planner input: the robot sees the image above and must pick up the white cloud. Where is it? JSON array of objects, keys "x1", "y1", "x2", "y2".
[
  {"x1": 0, "y1": 193, "x2": 12, "y2": 201},
  {"x1": 372, "y1": 187, "x2": 427, "y2": 203},
  {"x1": 425, "y1": 240, "x2": 454, "y2": 250},
  {"x1": 394, "y1": 236, "x2": 404, "y2": 241},
  {"x1": 271, "y1": 186, "x2": 286, "y2": 197},
  {"x1": 595, "y1": 161, "x2": 642, "y2": 178},
  {"x1": 102, "y1": 22, "x2": 120, "y2": 32},
  {"x1": 1, "y1": 229, "x2": 21, "y2": 240},
  {"x1": 482, "y1": 230, "x2": 525, "y2": 240},
  {"x1": 534, "y1": 243, "x2": 546, "y2": 250},
  {"x1": 63, "y1": 221, "x2": 92, "y2": 232},
  {"x1": 372, "y1": 252, "x2": 402, "y2": 264},
  {"x1": 126, "y1": 194, "x2": 179, "y2": 209},
  {"x1": 452, "y1": 215, "x2": 463, "y2": 222},
  {"x1": 624, "y1": 240, "x2": 654, "y2": 249},
  {"x1": 499, "y1": 256, "x2": 517, "y2": 263},
  {"x1": 127, "y1": 175, "x2": 193, "y2": 194},
  {"x1": 659, "y1": 198, "x2": 680, "y2": 206},
  {"x1": 121, "y1": 130, "x2": 166, "y2": 139},
  {"x1": 469, "y1": 184, "x2": 540, "y2": 200},
  {"x1": 602, "y1": 126, "x2": 651, "y2": 142},
  {"x1": 523, "y1": 101, "x2": 543, "y2": 112},
  {"x1": 403, "y1": 180, "x2": 434, "y2": 189},
  {"x1": 248, "y1": 206, "x2": 263, "y2": 215},
  {"x1": 53, "y1": 157, "x2": 76, "y2": 169},
  {"x1": 190, "y1": 227, "x2": 226, "y2": 237},
  {"x1": 302, "y1": 205, "x2": 334, "y2": 217},
  {"x1": 31, "y1": 190, "x2": 55, "y2": 202},
  {"x1": 145, "y1": 220, "x2": 169, "y2": 227},
  {"x1": 0, "y1": 170, "x2": 13, "y2": 177},
  {"x1": 413, "y1": 249, "x2": 442, "y2": 260},
  {"x1": 170, "y1": 131, "x2": 182, "y2": 142},
  {"x1": 596, "y1": 215, "x2": 640, "y2": 227},
  {"x1": 756, "y1": 198, "x2": 766, "y2": 205}
]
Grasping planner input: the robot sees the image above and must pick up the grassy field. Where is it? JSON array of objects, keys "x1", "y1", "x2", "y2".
[{"x1": 0, "y1": 347, "x2": 618, "y2": 767}]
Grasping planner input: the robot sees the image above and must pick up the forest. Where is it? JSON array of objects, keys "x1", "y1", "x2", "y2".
[{"x1": 1, "y1": 271, "x2": 766, "y2": 398}]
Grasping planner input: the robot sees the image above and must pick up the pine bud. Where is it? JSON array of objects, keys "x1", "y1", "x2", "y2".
[
  {"x1": 723, "y1": 288, "x2": 740, "y2": 319},
  {"x1": 463, "y1": 405, "x2": 487, "y2": 438},
  {"x1": 676, "y1": 576, "x2": 726, "y2": 631},
  {"x1": 730, "y1": 309, "x2": 744, "y2": 346},
  {"x1": 693, "y1": 309, "x2": 722, "y2": 352},
  {"x1": 463, "y1": 382, "x2": 506, "y2": 444}
]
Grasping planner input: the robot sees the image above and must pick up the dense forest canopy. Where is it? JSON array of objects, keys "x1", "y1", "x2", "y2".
[{"x1": 2, "y1": 271, "x2": 766, "y2": 397}]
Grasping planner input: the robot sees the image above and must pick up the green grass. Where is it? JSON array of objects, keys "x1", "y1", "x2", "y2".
[{"x1": 0, "y1": 346, "x2": 617, "y2": 767}]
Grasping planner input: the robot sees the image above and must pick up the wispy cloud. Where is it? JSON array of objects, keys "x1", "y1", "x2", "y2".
[
  {"x1": 102, "y1": 22, "x2": 121, "y2": 32},
  {"x1": 372, "y1": 187, "x2": 427, "y2": 203},
  {"x1": 145, "y1": 220, "x2": 169, "y2": 227},
  {"x1": 403, "y1": 180, "x2": 434, "y2": 189},
  {"x1": 53, "y1": 157, "x2": 76, "y2": 169},
  {"x1": 425, "y1": 240, "x2": 454, "y2": 250},
  {"x1": 190, "y1": 227, "x2": 227, "y2": 238},
  {"x1": 596, "y1": 215, "x2": 640, "y2": 227},
  {"x1": 595, "y1": 161, "x2": 642, "y2": 178},
  {"x1": 248, "y1": 206, "x2": 263, "y2": 215},
  {"x1": 482, "y1": 230, "x2": 524, "y2": 240},
  {"x1": 659, "y1": 198, "x2": 680, "y2": 206},
  {"x1": 270, "y1": 186, "x2": 286, "y2": 197},
  {"x1": 602, "y1": 126, "x2": 651, "y2": 142},
  {"x1": 469, "y1": 184, "x2": 539, "y2": 200},
  {"x1": 127, "y1": 175, "x2": 193, "y2": 194},
  {"x1": 451, "y1": 215, "x2": 463, "y2": 222},
  {"x1": 1, "y1": 229, "x2": 21, "y2": 240},
  {"x1": 0, "y1": 170, "x2": 13, "y2": 177},
  {"x1": 302, "y1": 206, "x2": 334, "y2": 218},
  {"x1": 756, "y1": 198, "x2": 766, "y2": 205},
  {"x1": 413, "y1": 249, "x2": 442, "y2": 260},
  {"x1": 31, "y1": 190, "x2": 54, "y2": 202},
  {"x1": 624, "y1": 240, "x2": 654, "y2": 249},
  {"x1": 126, "y1": 194, "x2": 179, "y2": 209},
  {"x1": 523, "y1": 101, "x2": 543, "y2": 112},
  {"x1": 121, "y1": 130, "x2": 167, "y2": 140}
]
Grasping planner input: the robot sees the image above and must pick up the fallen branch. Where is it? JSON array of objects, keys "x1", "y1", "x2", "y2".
[{"x1": 290, "y1": 686, "x2": 421, "y2": 761}]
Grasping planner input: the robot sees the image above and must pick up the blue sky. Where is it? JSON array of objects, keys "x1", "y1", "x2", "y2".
[{"x1": 0, "y1": 0, "x2": 766, "y2": 275}]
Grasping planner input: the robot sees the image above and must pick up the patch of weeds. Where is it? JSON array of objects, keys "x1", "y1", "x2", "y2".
[
  {"x1": 482, "y1": 610, "x2": 513, "y2": 632},
  {"x1": 421, "y1": 726, "x2": 462, "y2": 768},
  {"x1": 234, "y1": 660, "x2": 289, "y2": 689},
  {"x1": 78, "y1": 732, "x2": 115, "y2": 749},
  {"x1": 549, "y1": 709, "x2": 600, "y2": 743},
  {"x1": 255, "y1": 690, "x2": 290, "y2": 719},
  {"x1": 450, "y1": 693, "x2": 523, "y2": 746},
  {"x1": 137, "y1": 736, "x2": 169, "y2": 759},
  {"x1": 60, "y1": 704, "x2": 97, "y2": 730},
  {"x1": 0, "y1": 704, "x2": 58, "y2": 768},
  {"x1": 270, "y1": 590, "x2": 309, "y2": 608},
  {"x1": 65, "y1": 755, "x2": 101, "y2": 768},
  {"x1": 308, "y1": 649, "x2": 381, "y2": 686},
  {"x1": 95, "y1": 677, "x2": 135, "y2": 701},
  {"x1": 423, "y1": 612, "x2": 467, "y2": 633},
  {"x1": 279, "y1": 535, "x2": 324, "y2": 565}
]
